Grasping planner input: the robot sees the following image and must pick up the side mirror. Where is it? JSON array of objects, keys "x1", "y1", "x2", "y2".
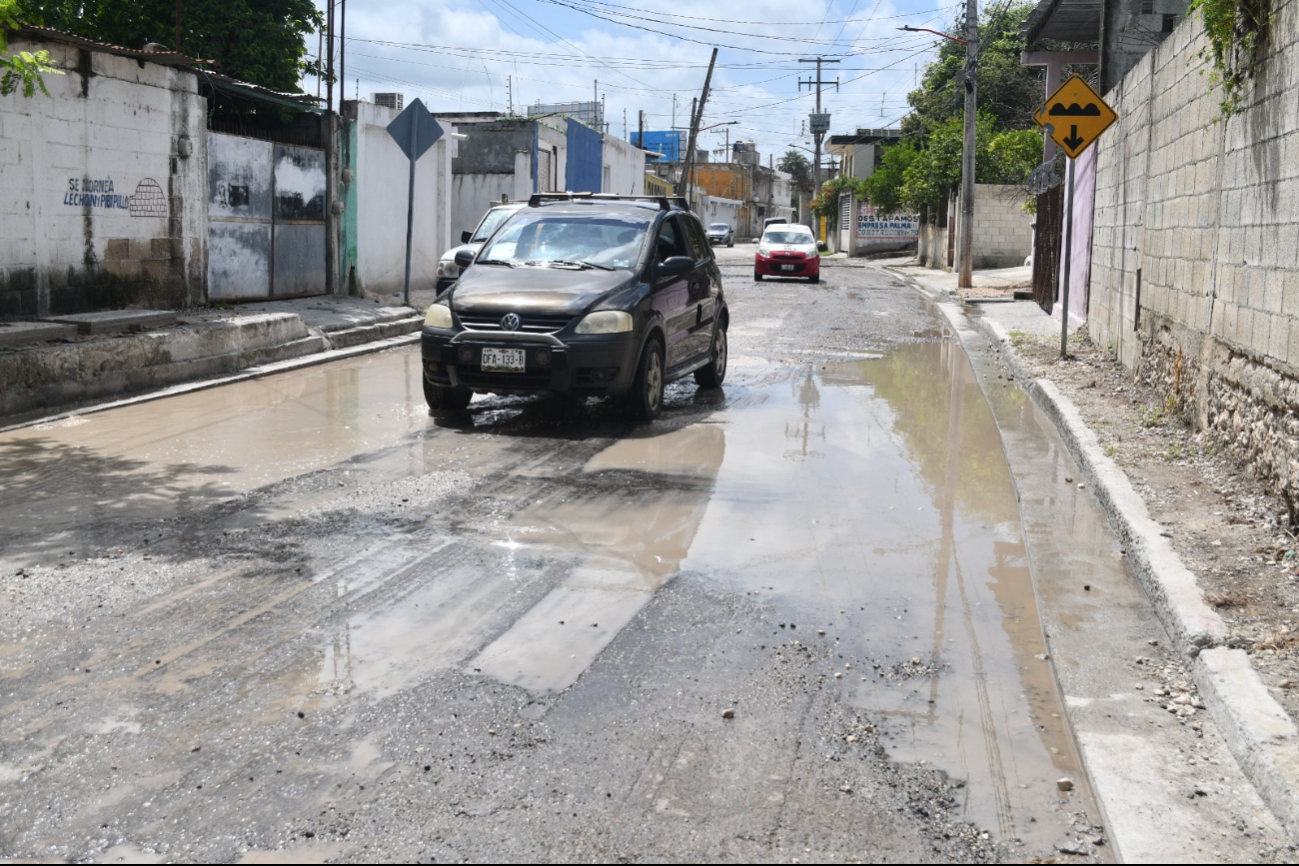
[
  {"x1": 454, "y1": 249, "x2": 476, "y2": 269},
  {"x1": 654, "y1": 255, "x2": 693, "y2": 279},
  {"x1": 461, "y1": 230, "x2": 472, "y2": 244}
]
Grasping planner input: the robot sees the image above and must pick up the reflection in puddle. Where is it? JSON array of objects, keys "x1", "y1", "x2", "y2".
[
  {"x1": 0, "y1": 351, "x2": 434, "y2": 567},
  {"x1": 471, "y1": 426, "x2": 725, "y2": 692},
  {"x1": 683, "y1": 341, "x2": 1082, "y2": 847}
]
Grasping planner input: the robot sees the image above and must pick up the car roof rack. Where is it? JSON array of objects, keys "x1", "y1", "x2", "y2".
[{"x1": 527, "y1": 191, "x2": 691, "y2": 211}]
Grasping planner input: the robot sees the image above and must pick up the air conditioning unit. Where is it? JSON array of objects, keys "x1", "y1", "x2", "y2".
[{"x1": 373, "y1": 92, "x2": 404, "y2": 111}]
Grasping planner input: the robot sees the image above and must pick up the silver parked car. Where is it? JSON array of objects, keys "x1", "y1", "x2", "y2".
[{"x1": 705, "y1": 223, "x2": 734, "y2": 247}]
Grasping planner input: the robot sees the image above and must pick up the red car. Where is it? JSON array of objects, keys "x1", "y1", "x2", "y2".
[{"x1": 754, "y1": 224, "x2": 820, "y2": 283}]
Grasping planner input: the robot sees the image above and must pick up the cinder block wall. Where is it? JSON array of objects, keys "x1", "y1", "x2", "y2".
[
  {"x1": 1088, "y1": 1, "x2": 1299, "y2": 519},
  {"x1": 0, "y1": 36, "x2": 207, "y2": 318},
  {"x1": 961, "y1": 184, "x2": 1033, "y2": 269}
]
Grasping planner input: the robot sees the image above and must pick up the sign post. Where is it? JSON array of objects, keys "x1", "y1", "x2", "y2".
[
  {"x1": 1034, "y1": 75, "x2": 1117, "y2": 358},
  {"x1": 386, "y1": 98, "x2": 444, "y2": 306}
]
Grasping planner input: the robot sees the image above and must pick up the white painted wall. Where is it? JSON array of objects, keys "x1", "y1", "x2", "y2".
[
  {"x1": 698, "y1": 196, "x2": 741, "y2": 231},
  {"x1": 350, "y1": 100, "x2": 451, "y2": 296},
  {"x1": 1, "y1": 35, "x2": 206, "y2": 317},
  {"x1": 602, "y1": 135, "x2": 645, "y2": 196}
]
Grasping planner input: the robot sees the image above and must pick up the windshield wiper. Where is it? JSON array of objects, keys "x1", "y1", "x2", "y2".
[
  {"x1": 526, "y1": 259, "x2": 613, "y2": 271},
  {"x1": 475, "y1": 258, "x2": 515, "y2": 267}
]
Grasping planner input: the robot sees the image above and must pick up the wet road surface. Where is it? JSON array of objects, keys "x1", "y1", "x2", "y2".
[{"x1": 0, "y1": 248, "x2": 1104, "y2": 862}]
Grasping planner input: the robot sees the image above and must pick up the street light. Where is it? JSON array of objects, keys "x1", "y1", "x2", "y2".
[
  {"x1": 896, "y1": 25, "x2": 967, "y2": 44},
  {"x1": 899, "y1": 12, "x2": 977, "y2": 288}
]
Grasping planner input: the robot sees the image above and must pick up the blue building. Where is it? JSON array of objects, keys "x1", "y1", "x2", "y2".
[{"x1": 631, "y1": 130, "x2": 684, "y2": 164}]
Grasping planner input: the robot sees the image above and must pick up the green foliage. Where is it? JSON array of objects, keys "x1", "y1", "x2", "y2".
[
  {"x1": 901, "y1": 2, "x2": 1044, "y2": 143},
  {"x1": 778, "y1": 149, "x2": 811, "y2": 188},
  {"x1": 1190, "y1": 0, "x2": 1272, "y2": 116},
  {"x1": 16, "y1": 0, "x2": 322, "y2": 97},
  {"x1": 866, "y1": 114, "x2": 1041, "y2": 213},
  {"x1": 858, "y1": 141, "x2": 918, "y2": 214},
  {"x1": 0, "y1": 0, "x2": 61, "y2": 96},
  {"x1": 809, "y1": 174, "x2": 867, "y2": 220}
]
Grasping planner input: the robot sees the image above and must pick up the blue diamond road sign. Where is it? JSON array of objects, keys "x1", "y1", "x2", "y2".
[{"x1": 386, "y1": 98, "x2": 444, "y2": 162}]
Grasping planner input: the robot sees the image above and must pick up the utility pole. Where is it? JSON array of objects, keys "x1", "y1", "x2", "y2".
[
  {"x1": 174, "y1": 0, "x2": 182, "y2": 51},
  {"x1": 638, "y1": 109, "x2": 645, "y2": 151},
  {"x1": 799, "y1": 57, "x2": 839, "y2": 231},
  {"x1": 958, "y1": 0, "x2": 978, "y2": 288},
  {"x1": 680, "y1": 48, "x2": 718, "y2": 212},
  {"x1": 507, "y1": 75, "x2": 513, "y2": 115}
]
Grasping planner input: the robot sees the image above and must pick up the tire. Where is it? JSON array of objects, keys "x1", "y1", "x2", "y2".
[
  {"x1": 694, "y1": 319, "x2": 727, "y2": 388},
  {"x1": 807, "y1": 273, "x2": 819, "y2": 284},
  {"x1": 625, "y1": 338, "x2": 665, "y2": 422},
  {"x1": 423, "y1": 378, "x2": 472, "y2": 413},
  {"x1": 754, "y1": 271, "x2": 764, "y2": 281}
]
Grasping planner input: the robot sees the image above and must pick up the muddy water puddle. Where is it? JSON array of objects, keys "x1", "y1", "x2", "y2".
[
  {"x1": 671, "y1": 340, "x2": 1088, "y2": 847},
  {"x1": 0, "y1": 351, "x2": 435, "y2": 566},
  {"x1": 0, "y1": 338, "x2": 1093, "y2": 851}
]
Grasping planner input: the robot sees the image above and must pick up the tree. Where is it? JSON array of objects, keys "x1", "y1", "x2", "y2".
[
  {"x1": 778, "y1": 149, "x2": 811, "y2": 186},
  {"x1": 16, "y1": 0, "x2": 322, "y2": 100},
  {"x1": 901, "y1": 2, "x2": 1046, "y2": 143},
  {"x1": 1, "y1": 0, "x2": 60, "y2": 96},
  {"x1": 858, "y1": 141, "x2": 919, "y2": 214}
]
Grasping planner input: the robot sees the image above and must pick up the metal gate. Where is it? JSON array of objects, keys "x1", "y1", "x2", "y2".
[
  {"x1": 1032, "y1": 186, "x2": 1064, "y2": 314},
  {"x1": 208, "y1": 132, "x2": 327, "y2": 300}
]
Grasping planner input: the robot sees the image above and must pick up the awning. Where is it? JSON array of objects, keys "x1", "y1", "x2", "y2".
[{"x1": 1021, "y1": 0, "x2": 1102, "y2": 45}]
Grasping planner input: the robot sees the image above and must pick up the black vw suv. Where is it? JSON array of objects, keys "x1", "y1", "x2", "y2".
[{"x1": 420, "y1": 194, "x2": 729, "y2": 421}]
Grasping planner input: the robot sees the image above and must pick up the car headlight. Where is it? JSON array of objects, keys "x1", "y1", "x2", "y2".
[
  {"x1": 757, "y1": 245, "x2": 771, "y2": 256},
  {"x1": 436, "y1": 259, "x2": 460, "y2": 280},
  {"x1": 424, "y1": 303, "x2": 453, "y2": 329},
  {"x1": 575, "y1": 310, "x2": 633, "y2": 335}
]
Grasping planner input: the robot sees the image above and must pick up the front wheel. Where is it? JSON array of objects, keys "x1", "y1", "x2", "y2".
[
  {"x1": 423, "y1": 379, "x2": 472, "y2": 413},
  {"x1": 624, "y1": 338, "x2": 665, "y2": 422},
  {"x1": 694, "y1": 321, "x2": 727, "y2": 388},
  {"x1": 754, "y1": 271, "x2": 764, "y2": 281},
  {"x1": 807, "y1": 273, "x2": 819, "y2": 284}
]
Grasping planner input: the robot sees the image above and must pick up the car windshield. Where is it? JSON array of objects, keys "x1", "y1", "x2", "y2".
[
  {"x1": 469, "y1": 207, "x2": 518, "y2": 243},
  {"x1": 764, "y1": 229, "x2": 814, "y2": 245},
  {"x1": 478, "y1": 212, "x2": 650, "y2": 270},
  {"x1": 708, "y1": 224, "x2": 729, "y2": 232}
]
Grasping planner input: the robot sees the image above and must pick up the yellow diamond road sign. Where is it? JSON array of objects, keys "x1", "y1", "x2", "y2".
[{"x1": 1033, "y1": 75, "x2": 1118, "y2": 159}]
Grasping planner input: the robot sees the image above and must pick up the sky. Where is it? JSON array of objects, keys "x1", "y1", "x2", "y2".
[{"x1": 305, "y1": 0, "x2": 969, "y2": 168}]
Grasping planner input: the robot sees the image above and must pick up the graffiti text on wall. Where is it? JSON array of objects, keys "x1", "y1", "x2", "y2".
[
  {"x1": 64, "y1": 178, "x2": 131, "y2": 210},
  {"x1": 857, "y1": 204, "x2": 920, "y2": 241}
]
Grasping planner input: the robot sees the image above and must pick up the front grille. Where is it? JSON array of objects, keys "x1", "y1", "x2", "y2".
[
  {"x1": 456, "y1": 311, "x2": 574, "y2": 333},
  {"x1": 457, "y1": 369, "x2": 554, "y2": 389}
]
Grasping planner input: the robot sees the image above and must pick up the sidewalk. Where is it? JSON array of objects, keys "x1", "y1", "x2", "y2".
[
  {"x1": 0, "y1": 295, "x2": 423, "y2": 424},
  {"x1": 890, "y1": 259, "x2": 1299, "y2": 850}
]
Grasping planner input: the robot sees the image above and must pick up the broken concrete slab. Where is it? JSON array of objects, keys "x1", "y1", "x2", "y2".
[
  {"x1": 0, "y1": 322, "x2": 77, "y2": 347},
  {"x1": 45, "y1": 309, "x2": 177, "y2": 335}
]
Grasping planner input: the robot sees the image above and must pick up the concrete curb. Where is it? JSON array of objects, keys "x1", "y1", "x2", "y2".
[
  {"x1": 0, "y1": 329, "x2": 419, "y2": 434},
  {"x1": 925, "y1": 277, "x2": 1299, "y2": 842}
]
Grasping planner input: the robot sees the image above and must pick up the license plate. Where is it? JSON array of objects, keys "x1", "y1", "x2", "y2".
[
  {"x1": 780, "y1": 264, "x2": 795, "y2": 271},
  {"x1": 481, "y1": 348, "x2": 526, "y2": 372}
]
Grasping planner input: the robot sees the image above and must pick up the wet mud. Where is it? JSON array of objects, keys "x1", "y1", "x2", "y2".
[{"x1": 0, "y1": 259, "x2": 1102, "y2": 862}]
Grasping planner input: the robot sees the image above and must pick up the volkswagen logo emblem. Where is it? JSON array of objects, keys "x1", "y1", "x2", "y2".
[{"x1": 500, "y1": 313, "x2": 522, "y2": 331}]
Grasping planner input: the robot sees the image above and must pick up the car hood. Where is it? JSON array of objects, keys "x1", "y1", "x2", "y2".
[
  {"x1": 765, "y1": 244, "x2": 817, "y2": 253},
  {"x1": 450, "y1": 264, "x2": 635, "y2": 315}
]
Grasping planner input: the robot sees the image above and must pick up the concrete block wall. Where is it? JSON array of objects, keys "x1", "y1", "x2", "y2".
[
  {"x1": 959, "y1": 184, "x2": 1033, "y2": 269},
  {"x1": 0, "y1": 36, "x2": 206, "y2": 318},
  {"x1": 1088, "y1": 0, "x2": 1299, "y2": 518}
]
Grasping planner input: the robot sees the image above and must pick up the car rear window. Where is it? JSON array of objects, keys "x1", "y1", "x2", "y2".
[{"x1": 479, "y1": 212, "x2": 652, "y2": 270}]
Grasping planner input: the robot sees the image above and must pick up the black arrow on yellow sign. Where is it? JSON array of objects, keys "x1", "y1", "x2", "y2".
[{"x1": 1063, "y1": 125, "x2": 1084, "y2": 150}]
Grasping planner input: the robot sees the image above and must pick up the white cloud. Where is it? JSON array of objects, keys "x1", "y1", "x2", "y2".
[{"x1": 311, "y1": 0, "x2": 960, "y2": 163}]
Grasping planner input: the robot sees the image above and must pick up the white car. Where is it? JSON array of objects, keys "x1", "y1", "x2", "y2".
[
  {"x1": 436, "y1": 202, "x2": 526, "y2": 292},
  {"x1": 754, "y1": 225, "x2": 820, "y2": 283}
]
